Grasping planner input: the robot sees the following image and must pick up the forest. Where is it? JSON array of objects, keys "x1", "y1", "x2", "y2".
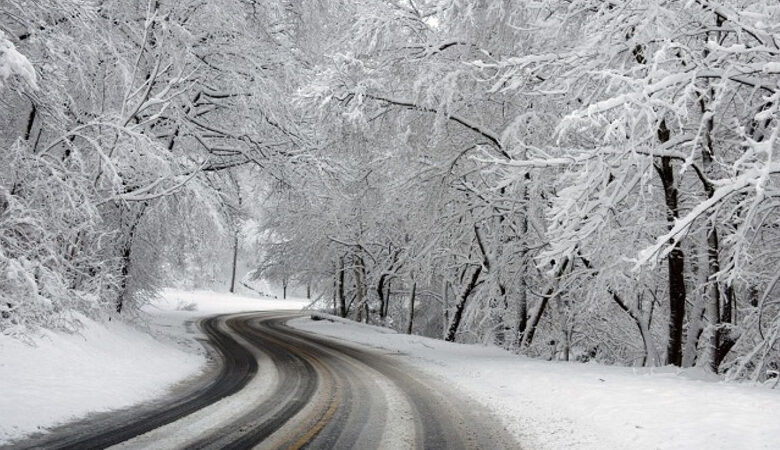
[{"x1": 1, "y1": 0, "x2": 779, "y2": 382}]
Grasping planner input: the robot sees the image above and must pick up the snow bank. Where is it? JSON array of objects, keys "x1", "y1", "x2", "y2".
[
  {"x1": 0, "y1": 314, "x2": 202, "y2": 443},
  {"x1": 0, "y1": 289, "x2": 308, "y2": 445},
  {"x1": 291, "y1": 315, "x2": 780, "y2": 450},
  {"x1": 150, "y1": 288, "x2": 310, "y2": 316}
]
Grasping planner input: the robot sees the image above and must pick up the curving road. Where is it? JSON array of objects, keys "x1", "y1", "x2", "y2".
[{"x1": 10, "y1": 312, "x2": 519, "y2": 449}]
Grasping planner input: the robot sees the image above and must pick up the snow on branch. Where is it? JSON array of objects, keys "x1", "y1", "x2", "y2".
[
  {"x1": 633, "y1": 163, "x2": 780, "y2": 270},
  {"x1": 362, "y1": 93, "x2": 509, "y2": 159},
  {"x1": 0, "y1": 31, "x2": 37, "y2": 90}
]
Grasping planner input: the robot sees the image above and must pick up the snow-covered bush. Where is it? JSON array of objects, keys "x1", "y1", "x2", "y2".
[{"x1": 0, "y1": 139, "x2": 118, "y2": 335}]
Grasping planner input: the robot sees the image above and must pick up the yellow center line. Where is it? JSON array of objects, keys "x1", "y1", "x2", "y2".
[
  {"x1": 271, "y1": 338, "x2": 343, "y2": 450},
  {"x1": 287, "y1": 360, "x2": 342, "y2": 450}
]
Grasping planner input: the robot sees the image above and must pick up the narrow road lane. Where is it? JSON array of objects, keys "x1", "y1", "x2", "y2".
[{"x1": 11, "y1": 312, "x2": 518, "y2": 449}]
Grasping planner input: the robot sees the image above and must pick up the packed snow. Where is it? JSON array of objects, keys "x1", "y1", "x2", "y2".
[
  {"x1": 0, "y1": 289, "x2": 308, "y2": 445},
  {"x1": 290, "y1": 314, "x2": 780, "y2": 450}
]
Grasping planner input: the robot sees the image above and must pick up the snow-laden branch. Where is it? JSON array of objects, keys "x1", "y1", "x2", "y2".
[
  {"x1": 565, "y1": 72, "x2": 694, "y2": 122},
  {"x1": 697, "y1": 69, "x2": 777, "y2": 93},
  {"x1": 693, "y1": 0, "x2": 778, "y2": 48},
  {"x1": 0, "y1": 31, "x2": 37, "y2": 90},
  {"x1": 633, "y1": 163, "x2": 780, "y2": 270},
  {"x1": 473, "y1": 153, "x2": 595, "y2": 168},
  {"x1": 99, "y1": 159, "x2": 210, "y2": 205},
  {"x1": 362, "y1": 93, "x2": 510, "y2": 160}
]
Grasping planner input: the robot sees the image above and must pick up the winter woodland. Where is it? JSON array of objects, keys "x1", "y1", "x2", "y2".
[{"x1": 1, "y1": 0, "x2": 779, "y2": 382}]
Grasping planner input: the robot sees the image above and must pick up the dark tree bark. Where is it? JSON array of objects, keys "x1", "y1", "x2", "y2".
[
  {"x1": 713, "y1": 284, "x2": 737, "y2": 370},
  {"x1": 332, "y1": 275, "x2": 338, "y2": 315},
  {"x1": 229, "y1": 234, "x2": 238, "y2": 293},
  {"x1": 338, "y1": 257, "x2": 346, "y2": 317},
  {"x1": 444, "y1": 264, "x2": 482, "y2": 342},
  {"x1": 24, "y1": 101, "x2": 37, "y2": 141},
  {"x1": 442, "y1": 280, "x2": 450, "y2": 333},
  {"x1": 515, "y1": 173, "x2": 531, "y2": 348},
  {"x1": 689, "y1": 75, "x2": 731, "y2": 371},
  {"x1": 352, "y1": 255, "x2": 367, "y2": 323},
  {"x1": 377, "y1": 273, "x2": 388, "y2": 319},
  {"x1": 522, "y1": 258, "x2": 570, "y2": 348},
  {"x1": 377, "y1": 249, "x2": 400, "y2": 319},
  {"x1": 631, "y1": 35, "x2": 687, "y2": 367},
  {"x1": 406, "y1": 280, "x2": 416, "y2": 335},
  {"x1": 655, "y1": 121, "x2": 687, "y2": 367},
  {"x1": 383, "y1": 278, "x2": 392, "y2": 318},
  {"x1": 515, "y1": 278, "x2": 528, "y2": 347},
  {"x1": 116, "y1": 243, "x2": 132, "y2": 313},
  {"x1": 116, "y1": 204, "x2": 148, "y2": 313},
  {"x1": 612, "y1": 291, "x2": 659, "y2": 366},
  {"x1": 0, "y1": 187, "x2": 8, "y2": 218},
  {"x1": 227, "y1": 170, "x2": 242, "y2": 294}
]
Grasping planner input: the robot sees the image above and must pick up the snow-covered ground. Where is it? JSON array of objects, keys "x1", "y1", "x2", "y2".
[
  {"x1": 0, "y1": 289, "x2": 308, "y2": 444},
  {"x1": 290, "y1": 314, "x2": 780, "y2": 450}
]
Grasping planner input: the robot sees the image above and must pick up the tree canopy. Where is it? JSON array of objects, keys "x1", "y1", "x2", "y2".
[{"x1": 2, "y1": 0, "x2": 779, "y2": 380}]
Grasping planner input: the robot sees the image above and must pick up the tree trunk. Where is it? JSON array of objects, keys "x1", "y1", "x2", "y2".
[
  {"x1": 656, "y1": 147, "x2": 687, "y2": 367},
  {"x1": 515, "y1": 179, "x2": 530, "y2": 348},
  {"x1": 116, "y1": 242, "x2": 132, "y2": 313},
  {"x1": 562, "y1": 325, "x2": 572, "y2": 361},
  {"x1": 697, "y1": 82, "x2": 729, "y2": 372},
  {"x1": 0, "y1": 187, "x2": 9, "y2": 217},
  {"x1": 332, "y1": 274, "x2": 338, "y2": 315},
  {"x1": 383, "y1": 278, "x2": 392, "y2": 318},
  {"x1": 665, "y1": 212, "x2": 686, "y2": 366},
  {"x1": 338, "y1": 257, "x2": 346, "y2": 317},
  {"x1": 577, "y1": 254, "x2": 660, "y2": 365},
  {"x1": 714, "y1": 285, "x2": 737, "y2": 368},
  {"x1": 612, "y1": 291, "x2": 661, "y2": 367},
  {"x1": 515, "y1": 278, "x2": 528, "y2": 348},
  {"x1": 352, "y1": 257, "x2": 367, "y2": 323},
  {"x1": 406, "y1": 280, "x2": 417, "y2": 335},
  {"x1": 494, "y1": 283, "x2": 510, "y2": 347},
  {"x1": 639, "y1": 316, "x2": 661, "y2": 367},
  {"x1": 24, "y1": 102, "x2": 37, "y2": 141},
  {"x1": 377, "y1": 273, "x2": 387, "y2": 319},
  {"x1": 682, "y1": 297, "x2": 706, "y2": 367},
  {"x1": 444, "y1": 265, "x2": 482, "y2": 342},
  {"x1": 116, "y1": 204, "x2": 148, "y2": 314},
  {"x1": 522, "y1": 258, "x2": 570, "y2": 348},
  {"x1": 229, "y1": 234, "x2": 238, "y2": 293},
  {"x1": 682, "y1": 243, "x2": 707, "y2": 368},
  {"x1": 441, "y1": 279, "x2": 450, "y2": 336},
  {"x1": 704, "y1": 228, "x2": 723, "y2": 369}
]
